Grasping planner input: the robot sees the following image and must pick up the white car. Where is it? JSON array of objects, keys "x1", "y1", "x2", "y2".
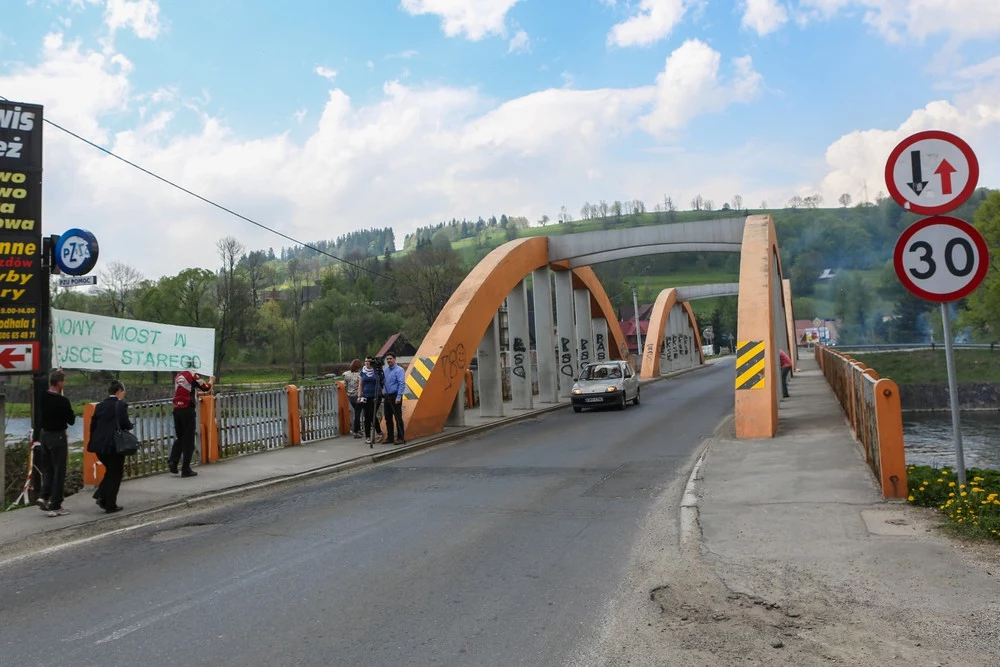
[{"x1": 570, "y1": 360, "x2": 640, "y2": 412}]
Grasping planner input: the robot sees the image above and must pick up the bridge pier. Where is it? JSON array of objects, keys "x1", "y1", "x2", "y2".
[
  {"x1": 477, "y1": 313, "x2": 505, "y2": 418},
  {"x1": 554, "y1": 270, "x2": 577, "y2": 397},
  {"x1": 573, "y1": 288, "x2": 593, "y2": 378},
  {"x1": 507, "y1": 280, "x2": 533, "y2": 410},
  {"x1": 592, "y1": 318, "x2": 609, "y2": 364},
  {"x1": 445, "y1": 375, "x2": 466, "y2": 426},
  {"x1": 531, "y1": 268, "x2": 558, "y2": 404}
]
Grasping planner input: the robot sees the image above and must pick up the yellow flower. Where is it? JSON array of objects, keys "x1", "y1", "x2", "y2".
[
  {"x1": 949, "y1": 492, "x2": 955, "y2": 497},
  {"x1": 960, "y1": 492, "x2": 968, "y2": 497},
  {"x1": 949, "y1": 482, "x2": 956, "y2": 487},
  {"x1": 908, "y1": 495, "x2": 915, "y2": 502},
  {"x1": 937, "y1": 479, "x2": 944, "y2": 483}
]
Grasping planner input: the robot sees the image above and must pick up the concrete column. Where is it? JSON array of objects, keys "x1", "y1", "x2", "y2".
[
  {"x1": 667, "y1": 308, "x2": 680, "y2": 373},
  {"x1": 445, "y1": 375, "x2": 466, "y2": 426},
  {"x1": 507, "y1": 280, "x2": 533, "y2": 410},
  {"x1": 554, "y1": 270, "x2": 577, "y2": 398},
  {"x1": 477, "y1": 313, "x2": 504, "y2": 417},
  {"x1": 573, "y1": 289, "x2": 593, "y2": 378},
  {"x1": 592, "y1": 318, "x2": 609, "y2": 363},
  {"x1": 532, "y1": 268, "x2": 558, "y2": 404}
]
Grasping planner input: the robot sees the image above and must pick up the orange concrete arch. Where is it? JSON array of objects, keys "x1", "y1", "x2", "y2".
[
  {"x1": 403, "y1": 236, "x2": 550, "y2": 439},
  {"x1": 570, "y1": 266, "x2": 631, "y2": 362},
  {"x1": 735, "y1": 214, "x2": 787, "y2": 439},
  {"x1": 639, "y1": 289, "x2": 705, "y2": 378}
]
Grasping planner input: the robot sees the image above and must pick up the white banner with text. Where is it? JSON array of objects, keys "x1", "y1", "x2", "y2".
[{"x1": 52, "y1": 309, "x2": 215, "y2": 374}]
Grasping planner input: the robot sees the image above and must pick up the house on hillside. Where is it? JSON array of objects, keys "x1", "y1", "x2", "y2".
[{"x1": 376, "y1": 333, "x2": 418, "y2": 365}]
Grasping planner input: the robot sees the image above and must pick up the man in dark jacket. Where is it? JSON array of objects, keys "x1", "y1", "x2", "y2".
[
  {"x1": 37, "y1": 370, "x2": 76, "y2": 517},
  {"x1": 168, "y1": 366, "x2": 214, "y2": 477},
  {"x1": 89, "y1": 381, "x2": 133, "y2": 513}
]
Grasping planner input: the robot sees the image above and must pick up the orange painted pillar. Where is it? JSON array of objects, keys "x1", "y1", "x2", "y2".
[
  {"x1": 82, "y1": 403, "x2": 101, "y2": 486},
  {"x1": 874, "y1": 378, "x2": 908, "y2": 499},
  {"x1": 199, "y1": 394, "x2": 218, "y2": 464},
  {"x1": 286, "y1": 385, "x2": 301, "y2": 446},
  {"x1": 336, "y1": 381, "x2": 350, "y2": 435},
  {"x1": 465, "y1": 369, "x2": 474, "y2": 408},
  {"x1": 735, "y1": 215, "x2": 779, "y2": 438}
]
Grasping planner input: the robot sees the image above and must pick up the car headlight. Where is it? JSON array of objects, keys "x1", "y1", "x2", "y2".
[
  {"x1": 606, "y1": 386, "x2": 618, "y2": 393},
  {"x1": 572, "y1": 389, "x2": 582, "y2": 395}
]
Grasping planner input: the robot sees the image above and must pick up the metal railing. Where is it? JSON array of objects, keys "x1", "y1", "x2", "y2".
[
  {"x1": 829, "y1": 343, "x2": 999, "y2": 353},
  {"x1": 215, "y1": 388, "x2": 289, "y2": 458},
  {"x1": 123, "y1": 398, "x2": 186, "y2": 480},
  {"x1": 815, "y1": 344, "x2": 908, "y2": 499},
  {"x1": 299, "y1": 384, "x2": 339, "y2": 443}
]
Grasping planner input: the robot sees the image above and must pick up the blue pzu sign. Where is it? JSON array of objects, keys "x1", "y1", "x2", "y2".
[{"x1": 55, "y1": 228, "x2": 100, "y2": 276}]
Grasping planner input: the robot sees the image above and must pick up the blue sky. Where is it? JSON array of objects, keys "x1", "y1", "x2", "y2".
[{"x1": 2, "y1": 0, "x2": 999, "y2": 277}]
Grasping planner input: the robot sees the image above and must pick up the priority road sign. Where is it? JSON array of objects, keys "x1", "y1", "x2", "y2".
[
  {"x1": 885, "y1": 130, "x2": 979, "y2": 215},
  {"x1": 0, "y1": 342, "x2": 39, "y2": 372},
  {"x1": 893, "y1": 216, "x2": 988, "y2": 302}
]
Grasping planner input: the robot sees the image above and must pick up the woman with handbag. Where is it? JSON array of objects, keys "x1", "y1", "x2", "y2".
[{"x1": 89, "y1": 380, "x2": 135, "y2": 513}]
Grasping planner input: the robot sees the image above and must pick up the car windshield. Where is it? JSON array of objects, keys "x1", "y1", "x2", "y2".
[{"x1": 583, "y1": 364, "x2": 621, "y2": 380}]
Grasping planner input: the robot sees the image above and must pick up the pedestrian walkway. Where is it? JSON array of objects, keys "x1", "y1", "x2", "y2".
[
  {"x1": 695, "y1": 355, "x2": 1000, "y2": 661},
  {"x1": 0, "y1": 398, "x2": 569, "y2": 556}
]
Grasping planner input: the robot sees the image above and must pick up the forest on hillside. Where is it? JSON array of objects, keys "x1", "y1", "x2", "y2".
[{"x1": 48, "y1": 188, "x2": 999, "y2": 381}]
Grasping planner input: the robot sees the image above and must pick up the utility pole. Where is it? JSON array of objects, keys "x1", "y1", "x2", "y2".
[{"x1": 631, "y1": 281, "x2": 643, "y2": 361}]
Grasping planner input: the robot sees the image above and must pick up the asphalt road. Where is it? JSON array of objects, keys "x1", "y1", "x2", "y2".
[{"x1": 0, "y1": 360, "x2": 734, "y2": 667}]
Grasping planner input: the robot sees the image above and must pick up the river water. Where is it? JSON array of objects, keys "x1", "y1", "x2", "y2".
[{"x1": 903, "y1": 412, "x2": 1000, "y2": 470}]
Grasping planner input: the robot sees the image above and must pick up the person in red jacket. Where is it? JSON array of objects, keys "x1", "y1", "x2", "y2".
[
  {"x1": 779, "y1": 349, "x2": 793, "y2": 399},
  {"x1": 168, "y1": 368, "x2": 214, "y2": 476}
]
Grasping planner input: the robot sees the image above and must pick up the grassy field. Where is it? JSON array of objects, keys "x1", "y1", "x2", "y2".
[{"x1": 850, "y1": 349, "x2": 1000, "y2": 384}]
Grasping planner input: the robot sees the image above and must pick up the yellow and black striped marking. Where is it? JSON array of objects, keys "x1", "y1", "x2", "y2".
[
  {"x1": 403, "y1": 356, "x2": 437, "y2": 401},
  {"x1": 735, "y1": 341, "x2": 766, "y2": 390}
]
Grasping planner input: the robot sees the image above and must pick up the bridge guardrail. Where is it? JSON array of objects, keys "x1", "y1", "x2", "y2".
[
  {"x1": 124, "y1": 398, "x2": 186, "y2": 480},
  {"x1": 815, "y1": 344, "x2": 908, "y2": 499},
  {"x1": 831, "y1": 343, "x2": 998, "y2": 352},
  {"x1": 215, "y1": 388, "x2": 290, "y2": 458},
  {"x1": 299, "y1": 384, "x2": 339, "y2": 443}
]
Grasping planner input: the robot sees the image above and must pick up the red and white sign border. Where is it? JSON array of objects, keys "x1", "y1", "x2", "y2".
[
  {"x1": 884, "y1": 130, "x2": 979, "y2": 216},
  {"x1": 893, "y1": 216, "x2": 989, "y2": 303}
]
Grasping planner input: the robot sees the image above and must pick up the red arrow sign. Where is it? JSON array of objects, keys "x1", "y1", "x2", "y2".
[
  {"x1": 0, "y1": 347, "x2": 25, "y2": 369},
  {"x1": 935, "y1": 158, "x2": 957, "y2": 195}
]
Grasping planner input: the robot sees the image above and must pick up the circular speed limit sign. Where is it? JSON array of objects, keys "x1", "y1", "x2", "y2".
[{"x1": 893, "y1": 216, "x2": 989, "y2": 302}]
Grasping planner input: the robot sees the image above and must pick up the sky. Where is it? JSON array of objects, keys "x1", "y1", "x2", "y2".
[{"x1": 2, "y1": 0, "x2": 999, "y2": 278}]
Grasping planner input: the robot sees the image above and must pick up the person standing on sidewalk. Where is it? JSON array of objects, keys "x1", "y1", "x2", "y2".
[
  {"x1": 89, "y1": 381, "x2": 134, "y2": 513},
  {"x1": 343, "y1": 359, "x2": 363, "y2": 438},
  {"x1": 359, "y1": 357, "x2": 381, "y2": 446},
  {"x1": 37, "y1": 370, "x2": 75, "y2": 517},
  {"x1": 779, "y1": 349, "x2": 793, "y2": 399},
  {"x1": 381, "y1": 354, "x2": 406, "y2": 445},
  {"x1": 168, "y1": 367, "x2": 214, "y2": 477}
]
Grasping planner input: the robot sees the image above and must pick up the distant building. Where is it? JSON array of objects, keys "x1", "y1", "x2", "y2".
[
  {"x1": 376, "y1": 333, "x2": 418, "y2": 365},
  {"x1": 795, "y1": 319, "x2": 840, "y2": 346}
]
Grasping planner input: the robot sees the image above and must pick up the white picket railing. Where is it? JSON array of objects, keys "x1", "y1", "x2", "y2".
[
  {"x1": 299, "y1": 384, "x2": 340, "y2": 443},
  {"x1": 122, "y1": 398, "x2": 183, "y2": 479},
  {"x1": 215, "y1": 388, "x2": 289, "y2": 458}
]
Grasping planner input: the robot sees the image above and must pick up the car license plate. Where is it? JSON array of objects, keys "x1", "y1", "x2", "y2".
[{"x1": 585, "y1": 397, "x2": 603, "y2": 403}]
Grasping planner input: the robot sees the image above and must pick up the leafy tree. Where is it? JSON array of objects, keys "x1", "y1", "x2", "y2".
[{"x1": 962, "y1": 191, "x2": 1000, "y2": 340}]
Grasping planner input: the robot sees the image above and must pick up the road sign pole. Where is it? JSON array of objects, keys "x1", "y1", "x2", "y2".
[{"x1": 940, "y1": 303, "x2": 966, "y2": 486}]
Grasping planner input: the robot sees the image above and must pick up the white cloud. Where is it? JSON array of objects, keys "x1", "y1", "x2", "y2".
[
  {"x1": 103, "y1": 0, "x2": 163, "y2": 39},
  {"x1": 0, "y1": 34, "x2": 764, "y2": 277},
  {"x1": 742, "y1": 0, "x2": 788, "y2": 36},
  {"x1": 315, "y1": 66, "x2": 338, "y2": 80},
  {"x1": 400, "y1": 0, "x2": 522, "y2": 40},
  {"x1": 607, "y1": 0, "x2": 687, "y2": 48},
  {"x1": 818, "y1": 98, "x2": 1000, "y2": 206},
  {"x1": 639, "y1": 40, "x2": 763, "y2": 136},
  {"x1": 367, "y1": 60, "x2": 375, "y2": 70},
  {"x1": 797, "y1": 0, "x2": 1000, "y2": 42},
  {"x1": 957, "y1": 56, "x2": 1000, "y2": 81},
  {"x1": 508, "y1": 29, "x2": 530, "y2": 54}
]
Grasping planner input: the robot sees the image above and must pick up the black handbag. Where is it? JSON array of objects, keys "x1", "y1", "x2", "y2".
[{"x1": 113, "y1": 428, "x2": 139, "y2": 456}]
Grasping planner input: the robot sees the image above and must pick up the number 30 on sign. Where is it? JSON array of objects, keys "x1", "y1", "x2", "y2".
[{"x1": 893, "y1": 216, "x2": 989, "y2": 303}]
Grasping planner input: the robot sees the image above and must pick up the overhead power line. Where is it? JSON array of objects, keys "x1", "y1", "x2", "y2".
[{"x1": 0, "y1": 94, "x2": 433, "y2": 295}]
